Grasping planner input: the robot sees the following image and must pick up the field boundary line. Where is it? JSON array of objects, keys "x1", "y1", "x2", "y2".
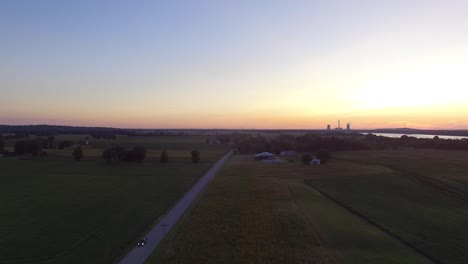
[{"x1": 304, "y1": 180, "x2": 442, "y2": 264}]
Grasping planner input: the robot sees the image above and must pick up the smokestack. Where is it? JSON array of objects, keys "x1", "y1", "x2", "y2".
[{"x1": 338, "y1": 120, "x2": 340, "y2": 129}]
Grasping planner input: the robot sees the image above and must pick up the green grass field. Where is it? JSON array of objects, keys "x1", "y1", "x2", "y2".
[
  {"x1": 0, "y1": 135, "x2": 228, "y2": 264},
  {"x1": 147, "y1": 154, "x2": 432, "y2": 264},
  {"x1": 305, "y1": 149, "x2": 468, "y2": 264}
]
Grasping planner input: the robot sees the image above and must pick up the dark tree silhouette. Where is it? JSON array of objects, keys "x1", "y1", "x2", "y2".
[
  {"x1": 191, "y1": 150, "x2": 200, "y2": 163},
  {"x1": 160, "y1": 150, "x2": 169, "y2": 163},
  {"x1": 316, "y1": 150, "x2": 331, "y2": 164},
  {"x1": 131, "y1": 146, "x2": 146, "y2": 163},
  {"x1": 102, "y1": 146, "x2": 126, "y2": 163},
  {"x1": 73, "y1": 146, "x2": 83, "y2": 161},
  {"x1": 14, "y1": 139, "x2": 43, "y2": 156}
]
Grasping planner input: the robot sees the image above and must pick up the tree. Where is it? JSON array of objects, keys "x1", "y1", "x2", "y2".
[
  {"x1": 301, "y1": 154, "x2": 312, "y2": 164},
  {"x1": 14, "y1": 139, "x2": 42, "y2": 156},
  {"x1": 102, "y1": 146, "x2": 125, "y2": 163},
  {"x1": 191, "y1": 150, "x2": 200, "y2": 163},
  {"x1": 73, "y1": 146, "x2": 83, "y2": 161},
  {"x1": 131, "y1": 146, "x2": 146, "y2": 163},
  {"x1": 160, "y1": 150, "x2": 169, "y2": 163},
  {"x1": 0, "y1": 139, "x2": 4, "y2": 153},
  {"x1": 316, "y1": 150, "x2": 331, "y2": 164}
]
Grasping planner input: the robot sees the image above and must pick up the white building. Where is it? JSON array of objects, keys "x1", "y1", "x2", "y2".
[
  {"x1": 254, "y1": 152, "x2": 276, "y2": 160},
  {"x1": 310, "y1": 158, "x2": 321, "y2": 165}
]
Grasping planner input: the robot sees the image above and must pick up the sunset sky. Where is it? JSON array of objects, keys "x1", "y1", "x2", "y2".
[{"x1": 1, "y1": 0, "x2": 467, "y2": 129}]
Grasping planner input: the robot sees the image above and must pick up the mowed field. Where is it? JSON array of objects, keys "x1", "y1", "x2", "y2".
[
  {"x1": 0, "y1": 135, "x2": 228, "y2": 264},
  {"x1": 147, "y1": 154, "x2": 433, "y2": 264}
]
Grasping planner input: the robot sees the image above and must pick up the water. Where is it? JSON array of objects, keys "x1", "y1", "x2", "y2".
[{"x1": 372, "y1": 133, "x2": 468, "y2": 140}]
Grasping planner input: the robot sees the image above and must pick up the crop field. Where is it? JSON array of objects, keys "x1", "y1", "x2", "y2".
[
  {"x1": 148, "y1": 154, "x2": 432, "y2": 264},
  {"x1": 333, "y1": 149, "x2": 468, "y2": 195},
  {"x1": 0, "y1": 135, "x2": 228, "y2": 264},
  {"x1": 305, "y1": 149, "x2": 468, "y2": 264}
]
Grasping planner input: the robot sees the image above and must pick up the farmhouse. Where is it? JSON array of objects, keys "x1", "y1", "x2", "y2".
[
  {"x1": 254, "y1": 152, "x2": 276, "y2": 160},
  {"x1": 279, "y1": 151, "x2": 297, "y2": 156}
]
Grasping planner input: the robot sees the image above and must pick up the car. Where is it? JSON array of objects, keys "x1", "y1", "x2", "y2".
[{"x1": 137, "y1": 237, "x2": 147, "y2": 247}]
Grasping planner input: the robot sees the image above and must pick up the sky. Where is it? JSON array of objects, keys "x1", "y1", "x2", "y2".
[{"x1": 1, "y1": 0, "x2": 468, "y2": 129}]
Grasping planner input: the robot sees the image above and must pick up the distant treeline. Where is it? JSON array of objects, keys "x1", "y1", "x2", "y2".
[
  {"x1": 13, "y1": 139, "x2": 49, "y2": 156},
  {"x1": 364, "y1": 134, "x2": 468, "y2": 150},
  {"x1": 0, "y1": 125, "x2": 131, "y2": 137},
  {"x1": 217, "y1": 133, "x2": 468, "y2": 154},
  {"x1": 7, "y1": 136, "x2": 76, "y2": 156}
]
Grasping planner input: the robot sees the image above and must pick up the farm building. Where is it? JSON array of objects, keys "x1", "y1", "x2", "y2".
[
  {"x1": 254, "y1": 152, "x2": 276, "y2": 160},
  {"x1": 279, "y1": 151, "x2": 297, "y2": 156},
  {"x1": 310, "y1": 158, "x2": 321, "y2": 165}
]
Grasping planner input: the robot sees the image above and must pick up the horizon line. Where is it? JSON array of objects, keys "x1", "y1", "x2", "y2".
[{"x1": 1, "y1": 124, "x2": 468, "y2": 131}]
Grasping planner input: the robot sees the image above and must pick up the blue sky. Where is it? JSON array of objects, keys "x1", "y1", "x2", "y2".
[{"x1": 1, "y1": 0, "x2": 468, "y2": 128}]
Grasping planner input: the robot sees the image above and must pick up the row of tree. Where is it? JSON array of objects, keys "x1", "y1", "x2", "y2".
[
  {"x1": 101, "y1": 146, "x2": 147, "y2": 163},
  {"x1": 222, "y1": 133, "x2": 368, "y2": 155},
  {"x1": 363, "y1": 134, "x2": 468, "y2": 150},
  {"x1": 11, "y1": 137, "x2": 80, "y2": 155},
  {"x1": 101, "y1": 146, "x2": 200, "y2": 164},
  {"x1": 218, "y1": 132, "x2": 468, "y2": 155},
  {"x1": 13, "y1": 139, "x2": 46, "y2": 156}
]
